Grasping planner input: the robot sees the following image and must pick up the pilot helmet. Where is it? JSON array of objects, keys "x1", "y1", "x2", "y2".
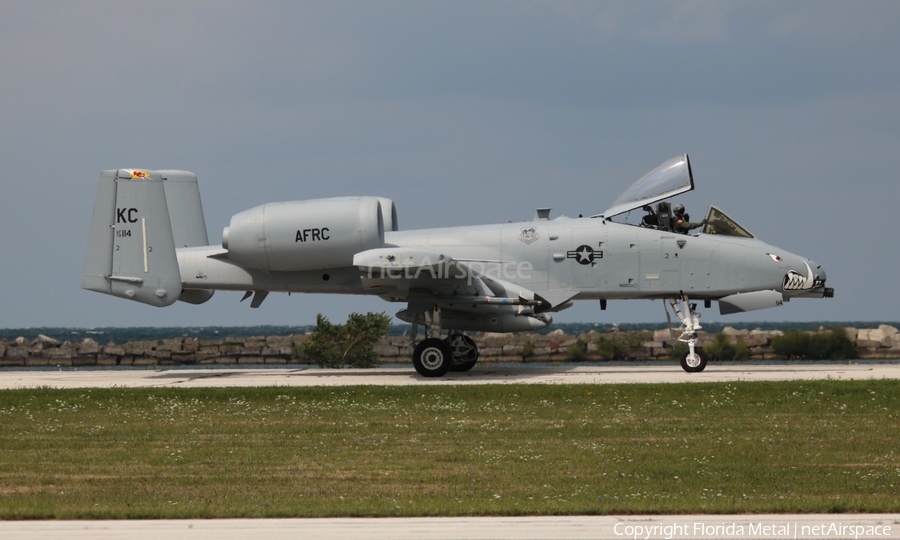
[{"x1": 673, "y1": 204, "x2": 685, "y2": 215}]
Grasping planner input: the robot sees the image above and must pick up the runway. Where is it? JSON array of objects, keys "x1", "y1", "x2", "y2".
[
  {"x1": 1, "y1": 361, "x2": 899, "y2": 390},
  {"x1": 0, "y1": 515, "x2": 898, "y2": 540}
]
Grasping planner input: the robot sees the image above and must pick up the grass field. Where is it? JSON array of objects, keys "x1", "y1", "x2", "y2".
[{"x1": 0, "y1": 380, "x2": 898, "y2": 518}]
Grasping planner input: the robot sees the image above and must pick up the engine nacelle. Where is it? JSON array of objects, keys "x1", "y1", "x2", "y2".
[
  {"x1": 375, "y1": 197, "x2": 398, "y2": 232},
  {"x1": 222, "y1": 197, "x2": 388, "y2": 271}
]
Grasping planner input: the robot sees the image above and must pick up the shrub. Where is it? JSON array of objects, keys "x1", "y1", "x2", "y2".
[
  {"x1": 566, "y1": 338, "x2": 588, "y2": 361},
  {"x1": 519, "y1": 340, "x2": 535, "y2": 362},
  {"x1": 298, "y1": 312, "x2": 392, "y2": 368},
  {"x1": 669, "y1": 341, "x2": 688, "y2": 361},
  {"x1": 704, "y1": 332, "x2": 750, "y2": 361},
  {"x1": 771, "y1": 327, "x2": 857, "y2": 360},
  {"x1": 771, "y1": 331, "x2": 809, "y2": 359},
  {"x1": 623, "y1": 331, "x2": 644, "y2": 349},
  {"x1": 812, "y1": 327, "x2": 858, "y2": 360},
  {"x1": 594, "y1": 331, "x2": 643, "y2": 361},
  {"x1": 595, "y1": 336, "x2": 628, "y2": 361}
]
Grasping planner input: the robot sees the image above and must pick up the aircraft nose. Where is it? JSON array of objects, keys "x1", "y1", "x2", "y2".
[
  {"x1": 812, "y1": 262, "x2": 835, "y2": 298},
  {"x1": 780, "y1": 254, "x2": 831, "y2": 295},
  {"x1": 782, "y1": 257, "x2": 833, "y2": 298},
  {"x1": 809, "y1": 260, "x2": 826, "y2": 287}
]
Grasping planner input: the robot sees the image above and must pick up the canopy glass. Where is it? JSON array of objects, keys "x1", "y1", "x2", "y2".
[{"x1": 600, "y1": 154, "x2": 694, "y2": 219}]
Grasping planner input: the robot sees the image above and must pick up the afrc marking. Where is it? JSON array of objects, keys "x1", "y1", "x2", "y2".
[{"x1": 295, "y1": 228, "x2": 330, "y2": 242}]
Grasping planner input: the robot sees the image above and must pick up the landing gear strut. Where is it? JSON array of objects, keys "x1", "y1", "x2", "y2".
[
  {"x1": 667, "y1": 294, "x2": 708, "y2": 373},
  {"x1": 446, "y1": 333, "x2": 478, "y2": 372}
]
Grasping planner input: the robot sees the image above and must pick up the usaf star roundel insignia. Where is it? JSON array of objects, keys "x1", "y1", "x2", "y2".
[{"x1": 567, "y1": 245, "x2": 598, "y2": 265}]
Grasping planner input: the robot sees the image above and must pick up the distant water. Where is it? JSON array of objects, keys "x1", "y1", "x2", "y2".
[{"x1": 1, "y1": 322, "x2": 896, "y2": 345}]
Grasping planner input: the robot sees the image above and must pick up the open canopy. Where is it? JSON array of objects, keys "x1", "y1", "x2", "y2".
[{"x1": 600, "y1": 154, "x2": 694, "y2": 219}]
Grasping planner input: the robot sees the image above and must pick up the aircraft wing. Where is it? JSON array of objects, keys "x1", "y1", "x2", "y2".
[{"x1": 353, "y1": 247, "x2": 548, "y2": 314}]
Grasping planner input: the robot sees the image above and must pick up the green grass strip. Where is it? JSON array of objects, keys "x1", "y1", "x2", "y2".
[{"x1": 0, "y1": 380, "x2": 898, "y2": 518}]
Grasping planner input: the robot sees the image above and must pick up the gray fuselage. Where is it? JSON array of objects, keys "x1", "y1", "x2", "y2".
[{"x1": 177, "y1": 216, "x2": 815, "y2": 306}]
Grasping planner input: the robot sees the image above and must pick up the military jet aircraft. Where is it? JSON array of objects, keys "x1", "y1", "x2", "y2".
[{"x1": 81, "y1": 155, "x2": 832, "y2": 376}]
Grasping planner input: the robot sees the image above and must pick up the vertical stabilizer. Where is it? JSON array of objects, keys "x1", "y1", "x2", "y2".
[{"x1": 81, "y1": 169, "x2": 182, "y2": 307}]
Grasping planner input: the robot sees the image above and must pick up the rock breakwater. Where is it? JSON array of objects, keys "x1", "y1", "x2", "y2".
[{"x1": 1, "y1": 325, "x2": 898, "y2": 367}]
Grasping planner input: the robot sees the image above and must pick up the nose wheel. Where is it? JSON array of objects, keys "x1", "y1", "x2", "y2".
[{"x1": 680, "y1": 348, "x2": 708, "y2": 373}]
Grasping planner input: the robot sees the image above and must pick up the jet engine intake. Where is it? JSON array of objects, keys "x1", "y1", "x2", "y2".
[{"x1": 222, "y1": 197, "x2": 388, "y2": 271}]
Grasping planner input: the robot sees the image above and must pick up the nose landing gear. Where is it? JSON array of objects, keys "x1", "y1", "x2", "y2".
[
  {"x1": 667, "y1": 294, "x2": 708, "y2": 373},
  {"x1": 680, "y1": 347, "x2": 708, "y2": 373}
]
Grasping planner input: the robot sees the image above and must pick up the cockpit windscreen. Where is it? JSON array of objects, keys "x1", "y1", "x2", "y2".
[{"x1": 702, "y1": 207, "x2": 754, "y2": 238}]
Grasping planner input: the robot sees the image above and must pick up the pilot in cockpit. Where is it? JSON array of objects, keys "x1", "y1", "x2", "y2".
[{"x1": 673, "y1": 204, "x2": 707, "y2": 234}]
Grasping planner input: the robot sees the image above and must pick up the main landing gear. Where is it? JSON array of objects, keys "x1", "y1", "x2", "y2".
[
  {"x1": 446, "y1": 333, "x2": 479, "y2": 372},
  {"x1": 412, "y1": 338, "x2": 454, "y2": 377},
  {"x1": 410, "y1": 308, "x2": 480, "y2": 377},
  {"x1": 667, "y1": 294, "x2": 708, "y2": 373}
]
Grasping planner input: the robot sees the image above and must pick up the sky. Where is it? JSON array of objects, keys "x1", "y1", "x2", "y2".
[{"x1": 1, "y1": 1, "x2": 898, "y2": 329}]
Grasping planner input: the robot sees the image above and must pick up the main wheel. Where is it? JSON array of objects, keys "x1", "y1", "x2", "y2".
[
  {"x1": 446, "y1": 334, "x2": 478, "y2": 372},
  {"x1": 680, "y1": 347, "x2": 708, "y2": 373},
  {"x1": 413, "y1": 338, "x2": 453, "y2": 377}
]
